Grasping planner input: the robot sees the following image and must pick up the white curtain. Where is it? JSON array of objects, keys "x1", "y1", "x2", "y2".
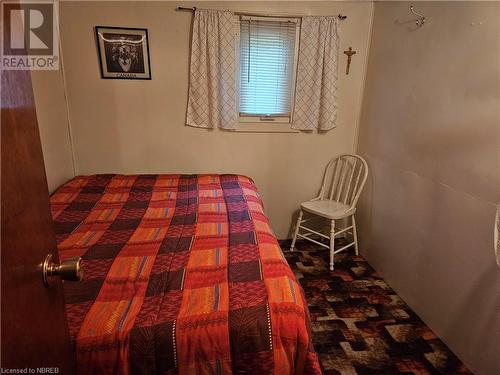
[
  {"x1": 292, "y1": 16, "x2": 339, "y2": 131},
  {"x1": 186, "y1": 10, "x2": 238, "y2": 130}
]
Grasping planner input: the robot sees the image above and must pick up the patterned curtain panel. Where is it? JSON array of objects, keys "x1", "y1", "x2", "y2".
[
  {"x1": 292, "y1": 16, "x2": 339, "y2": 131},
  {"x1": 186, "y1": 10, "x2": 238, "y2": 130}
]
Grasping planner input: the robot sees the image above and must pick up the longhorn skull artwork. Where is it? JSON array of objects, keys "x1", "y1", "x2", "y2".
[
  {"x1": 96, "y1": 27, "x2": 150, "y2": 79},
  {"x1": 111, "y1": 40, "x2": 139, "y2": 72}
]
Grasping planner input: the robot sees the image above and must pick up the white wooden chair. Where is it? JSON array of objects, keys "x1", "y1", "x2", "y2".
[{"x1": 290, "y1": 154, "x2": 369, "y2": 270}]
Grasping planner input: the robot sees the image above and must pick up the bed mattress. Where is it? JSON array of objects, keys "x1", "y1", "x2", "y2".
[{"x1": 51, "y1": 174, "x2": 321, "y2": 374}]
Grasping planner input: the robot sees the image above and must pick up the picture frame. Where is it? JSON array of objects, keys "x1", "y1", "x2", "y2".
[{"x1": 95, "y1": 26, "x2": 151, "y2": 80}]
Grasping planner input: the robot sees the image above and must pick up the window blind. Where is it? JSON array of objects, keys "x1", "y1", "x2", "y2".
[{"x1": 239, "y1": 17, "x2": 297, "y2": 117}]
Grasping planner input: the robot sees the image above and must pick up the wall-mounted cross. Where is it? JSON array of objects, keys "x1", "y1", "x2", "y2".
[{"x1": 343, "y1": 47, "x2": 356, "y2": 75}]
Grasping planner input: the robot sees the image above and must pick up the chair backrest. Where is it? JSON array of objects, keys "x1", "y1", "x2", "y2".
[{"x1": 318, "y1": 154, "x2": 368, "y2": 209}]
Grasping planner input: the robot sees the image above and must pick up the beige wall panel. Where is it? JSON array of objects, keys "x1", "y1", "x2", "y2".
[
  {"x1": 31, "y1": 70, "x2": 74, "y2": 193},
  {"x1": 357, "y1": 2, "x2": 500, "y2": 374}
]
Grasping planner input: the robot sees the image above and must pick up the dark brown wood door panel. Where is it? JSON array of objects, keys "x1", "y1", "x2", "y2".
[{"x1": 1, "y1": 70, "x2": 75, "y2": 373}]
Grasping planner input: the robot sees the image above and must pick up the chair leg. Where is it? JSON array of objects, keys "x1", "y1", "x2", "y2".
[
  {"x1": 329, "y1": 220, "x2": 335, "y2": 271},
  {"x1": 290, "y1": 210, "x2": 303, "y2": 251},
  {"x1": 352, "y1": 214, "x2": 359, "y2": 256}
]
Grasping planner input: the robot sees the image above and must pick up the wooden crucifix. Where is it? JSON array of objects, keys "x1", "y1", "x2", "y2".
[{"x1": 343, "y1": 47, "x2": 356, "y2": 75}]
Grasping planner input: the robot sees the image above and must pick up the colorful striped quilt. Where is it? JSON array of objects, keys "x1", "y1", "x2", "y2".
[{"x1": 51, "y1": 174, "x2": 321, "y2": 375}]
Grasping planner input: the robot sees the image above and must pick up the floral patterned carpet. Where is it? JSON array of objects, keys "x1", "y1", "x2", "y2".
[{"x1": 279, "y1": 239, "x2": 472, "y2": 375}]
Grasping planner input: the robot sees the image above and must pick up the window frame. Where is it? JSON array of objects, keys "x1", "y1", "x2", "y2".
[{"x1": 236, "y1": 15, "x2": 301, "y2": 126}]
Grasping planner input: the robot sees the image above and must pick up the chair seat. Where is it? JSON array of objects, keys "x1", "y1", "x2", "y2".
[{"x1": 301, "y1": 199, "x2": 355, "y2": 219}]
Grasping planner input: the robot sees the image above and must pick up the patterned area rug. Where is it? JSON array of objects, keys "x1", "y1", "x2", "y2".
[{"x1": 279, "y1": 239, "x2": 472, "y2": 375}]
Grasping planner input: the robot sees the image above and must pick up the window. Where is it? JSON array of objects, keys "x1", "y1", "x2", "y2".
[{"x1": 238, "y1": 16, "x2": 299, "y2": 124}]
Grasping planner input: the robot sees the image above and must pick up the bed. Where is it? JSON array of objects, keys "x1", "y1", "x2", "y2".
[{"x1": 50, "y1": 174, "x2": 321, "y2": 375}]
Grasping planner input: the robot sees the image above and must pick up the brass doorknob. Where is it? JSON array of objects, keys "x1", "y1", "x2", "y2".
[{"x1": 42, "y1": 254, "x2": 83, "y2": 287}]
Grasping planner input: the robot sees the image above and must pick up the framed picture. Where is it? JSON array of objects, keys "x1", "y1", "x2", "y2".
[{"x1": 95, "y1": 26, "x2": 151, "y2": 80}]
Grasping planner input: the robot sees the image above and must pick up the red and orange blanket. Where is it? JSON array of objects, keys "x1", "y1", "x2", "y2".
[{"x1": 51, "y1": 174, "x2": 321, "y2": 374}]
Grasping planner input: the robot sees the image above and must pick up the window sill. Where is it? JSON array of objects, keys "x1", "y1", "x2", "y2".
[{"x1": 233, "y1": 123, "x2": 300, "y2": 133}]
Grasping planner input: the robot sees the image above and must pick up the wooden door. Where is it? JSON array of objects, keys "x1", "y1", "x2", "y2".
[{"x1": 1, "y1": 70, "x2": 75, "y2": 373}]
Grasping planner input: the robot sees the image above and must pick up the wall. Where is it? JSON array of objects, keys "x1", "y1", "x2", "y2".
[
  {"x1": 356, "y1": 2, "x2": 500, "y2": 374},
  {"x1": 31, "y1": 70, "x2": 74, "y2": 193},
  {"x1": 57, "y1": 1, "x2": 374, "y2": 238}
]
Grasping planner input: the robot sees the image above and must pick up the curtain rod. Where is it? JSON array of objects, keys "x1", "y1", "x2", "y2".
[{"x1": 176, "y1": 6, "x2": 347, "y2": 21}]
